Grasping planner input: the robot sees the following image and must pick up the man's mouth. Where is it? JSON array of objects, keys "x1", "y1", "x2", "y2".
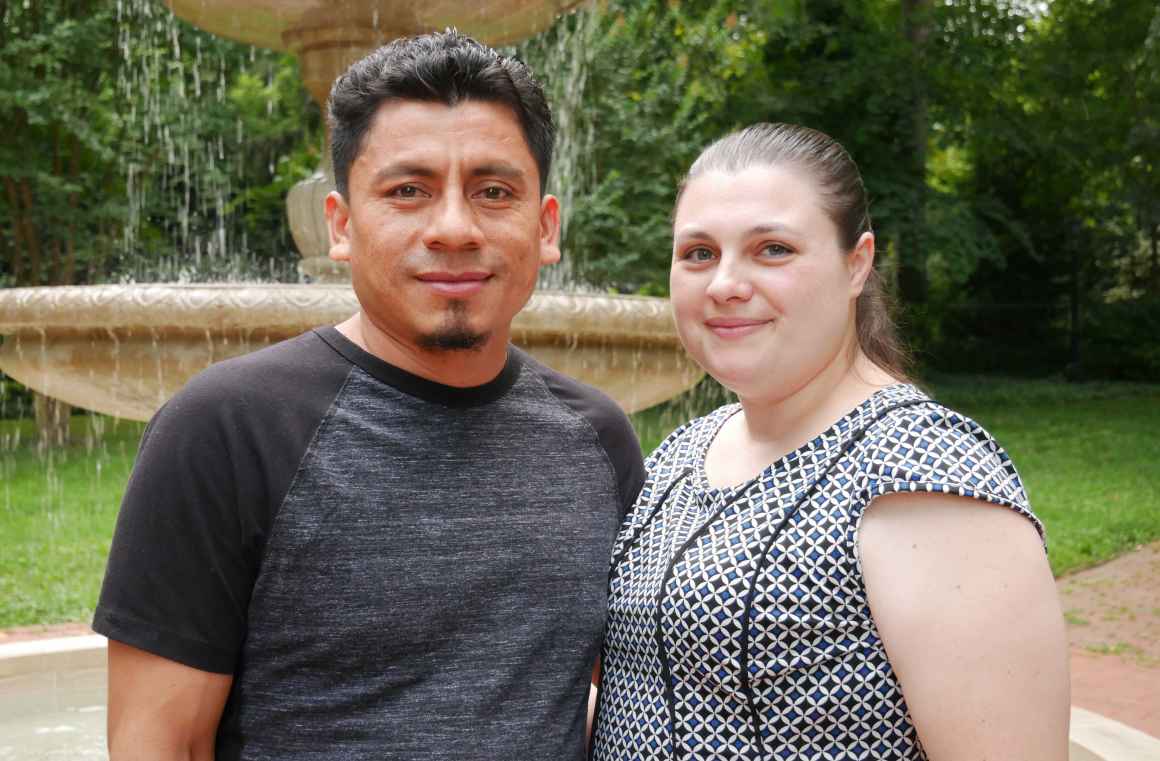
[{"x1": 416, "y1": 271, "x2": 492, "y2": 297}]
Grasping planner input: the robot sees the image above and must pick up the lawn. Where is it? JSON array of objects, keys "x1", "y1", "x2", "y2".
[
  {"x1": 0, "y1": 415, "x2": 143, "y2": 627},
  {"x1": 1, "y1": 375, "x2": 1157, "y2": 628},
  {"x1": 632, "y1": 375, "x2": 1160, "y2": 579}
]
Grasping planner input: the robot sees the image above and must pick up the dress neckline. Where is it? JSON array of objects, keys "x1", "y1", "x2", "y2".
[{"x1": 692, "y1": 383, "x2": 924, "y2": 497}]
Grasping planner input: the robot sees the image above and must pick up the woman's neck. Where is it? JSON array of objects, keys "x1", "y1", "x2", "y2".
[{"x1": 733, "y1": 343, "x2": 898, "y2": 464}]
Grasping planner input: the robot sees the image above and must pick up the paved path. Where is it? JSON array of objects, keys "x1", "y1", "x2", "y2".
[{"x1": 1059, "y1": 541, "x2": 1160, "y2": 739}]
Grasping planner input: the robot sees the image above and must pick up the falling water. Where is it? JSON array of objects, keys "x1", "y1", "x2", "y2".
[
  {"x1": 520, "y1": 4, "x2": 600, "y2": 291},
  {"x1": 112, "y1": 0, "x2": 310, "y2": 284}
]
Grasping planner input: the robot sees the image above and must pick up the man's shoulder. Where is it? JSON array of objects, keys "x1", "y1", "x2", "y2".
[
  {"x1": 515, "y1": 348, "x2": 645, "y2": 509},
  {"x1": 157, "y1": 328, "x2": 352, "y2": 428},
  {"x1": 515, "y1": 347, "x2": 632, "y2": 431}
]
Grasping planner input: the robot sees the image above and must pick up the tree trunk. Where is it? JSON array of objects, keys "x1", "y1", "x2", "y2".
[
  {"x1": 1067, "y1": 240, "x2": 1084, "y2": 381},
  {"x1": 899, "y1": 0, "x2": 931, "y2": 306},
  {"x1": 1151, "y1": 221, "x2": 1158, "y2": 292},
  {"x1": 2, "y1": 176, "x2": 26, "y2": 285},
  {"x1": 34, "y1": 392, "x2": 72, "y2": 450},
  {"x1": 63, "y1": 136, "x2": 81, "y2": 284},
  {"x1": 18, "y1": 179, "x2": 41, "y2": 286}
]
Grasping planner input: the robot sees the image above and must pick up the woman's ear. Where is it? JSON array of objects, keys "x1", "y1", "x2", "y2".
[{"x1": 848, "y1": 232, "x2": 875, "y2": 298}]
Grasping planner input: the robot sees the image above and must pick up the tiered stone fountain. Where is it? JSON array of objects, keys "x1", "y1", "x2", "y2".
[{"x1": 0, "y1": 0, "x2": 702, "y2": 421}]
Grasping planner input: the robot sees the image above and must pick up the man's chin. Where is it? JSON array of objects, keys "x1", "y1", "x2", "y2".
[{"x1": 417, "y1": 328, "x2": 489, "y2": 352}]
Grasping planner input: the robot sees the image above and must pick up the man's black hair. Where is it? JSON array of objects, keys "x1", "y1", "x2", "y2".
[{"x1": 328, "y1": 29, "x2": 554, "y2": 197}]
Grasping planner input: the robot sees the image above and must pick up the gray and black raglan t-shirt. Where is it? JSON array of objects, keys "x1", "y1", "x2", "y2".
[{"x1": 93, "y1": 326, "x2": 645, "y2": 761}]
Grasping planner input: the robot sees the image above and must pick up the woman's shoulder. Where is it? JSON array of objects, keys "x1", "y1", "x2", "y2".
[{"x1": 858, "y1": 384, "x2": 1041, "y2": 534}]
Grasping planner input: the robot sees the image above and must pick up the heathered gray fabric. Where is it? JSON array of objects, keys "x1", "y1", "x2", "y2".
[{"x1": 94, "y1": 329, "x2": 642, "y2": 761}]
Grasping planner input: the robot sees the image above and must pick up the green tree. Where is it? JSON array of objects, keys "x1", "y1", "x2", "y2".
[{"x1": 528, "y1": 0, "x2": 768, "y2": 294}]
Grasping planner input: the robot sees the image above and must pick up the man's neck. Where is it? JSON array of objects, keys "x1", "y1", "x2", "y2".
[{"x1": 335, "y1": 312, "x2": 510, "y2": 388}]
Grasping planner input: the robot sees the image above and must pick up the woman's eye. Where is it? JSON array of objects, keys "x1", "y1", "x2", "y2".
[
  {"x1": 685, "y1": 247, "x2": 716, "y2": 262},
  {"x1": 760, "y1": 243, "x2": 792, "y2": 258}
]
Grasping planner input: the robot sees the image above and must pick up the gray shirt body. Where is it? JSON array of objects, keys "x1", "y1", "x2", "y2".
[{"x1": 95, "y1": 327, "x2": 645, "y2": 761}]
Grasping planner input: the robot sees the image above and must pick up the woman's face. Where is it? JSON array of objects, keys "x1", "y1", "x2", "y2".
[{"x1": 670, "y1": 164, "x2": 871, "y2": 403}]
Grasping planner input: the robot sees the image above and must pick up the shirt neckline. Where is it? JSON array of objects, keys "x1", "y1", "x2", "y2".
[
  {"x1": 693, "y1": 383, "x2": 925, "y2": 496},
  {"x1": 314, "y1": 326, "x2": 523, "y2": 409}
]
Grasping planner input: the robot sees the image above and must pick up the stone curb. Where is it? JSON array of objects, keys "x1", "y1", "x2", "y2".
[{"x1": 3, "y1": 636, "x2": 1158, "y2": 760}]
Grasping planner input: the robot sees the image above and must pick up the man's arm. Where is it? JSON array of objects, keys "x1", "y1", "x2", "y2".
[
  {"x1": 860, "y1": 493, "x2": 1070, "y2": 760},
  {"x1": 107, "y1": 640, "x2": 233, "y2": 761}
]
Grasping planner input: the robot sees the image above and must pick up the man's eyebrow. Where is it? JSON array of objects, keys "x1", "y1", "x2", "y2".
[
  {"x1": 471, "y1": 163, "x2": 525, "y2": 181},
  {"x1": 371, "y1": 163, "x2": 437, "y2": 184}
]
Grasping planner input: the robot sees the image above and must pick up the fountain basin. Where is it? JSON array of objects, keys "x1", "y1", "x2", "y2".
[
  {"x1": 166, "y1": 0, "x2": 586, "y2": 108},
  {"x1": 0, "y1": 285, "x2": 702, "y2": 420}
]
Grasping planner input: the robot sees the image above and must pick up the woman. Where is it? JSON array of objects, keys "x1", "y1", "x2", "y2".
[{"x1": 591, "y1": 124, "x2": 1069, "y2": 760}]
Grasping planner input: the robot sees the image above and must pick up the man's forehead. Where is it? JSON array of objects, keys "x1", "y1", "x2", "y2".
[
  {"x1": 368, "y1": 99, "x2": 524, "y2": 146},
  {"x1": 356, "y1": 99, "x2": 536, "y2": 174}
]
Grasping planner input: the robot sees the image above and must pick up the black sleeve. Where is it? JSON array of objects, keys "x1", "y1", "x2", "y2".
[
  {"x1": 532, "y1": 359, "x2": 646, "y2": 518},
  {"x1": 92, "y1": 331, "x2": 352, "y2": 673},
  {"x1": 596, "y1": 407, "x2": 647, "y2": 518}
]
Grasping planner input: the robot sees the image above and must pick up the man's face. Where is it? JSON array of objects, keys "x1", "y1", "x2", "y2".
[{"x1": 327, "y1": 99, "x2": 560, "y2": 359}]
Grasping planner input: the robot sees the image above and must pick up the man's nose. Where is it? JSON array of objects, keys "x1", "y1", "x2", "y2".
[
  {"x1": 705, "y1": 255, "x2": 753, "y2": 303},
  {"x1": 422, "y1": 194, "x2": 483, "y2": 251}
]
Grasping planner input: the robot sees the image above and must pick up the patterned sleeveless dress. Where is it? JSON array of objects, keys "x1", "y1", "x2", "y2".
[{"x1": 591, "y1": 384, "x2": 1042, "y2": 760}]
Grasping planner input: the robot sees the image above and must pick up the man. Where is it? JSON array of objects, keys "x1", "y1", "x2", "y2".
[{"x1": 94, "y1": 31, "x2": 644, "y2": 761}]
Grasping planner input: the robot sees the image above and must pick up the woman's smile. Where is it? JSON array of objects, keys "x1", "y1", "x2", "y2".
[{"x1": 704, "y1": 316, "x2": 772, "y2": 339}]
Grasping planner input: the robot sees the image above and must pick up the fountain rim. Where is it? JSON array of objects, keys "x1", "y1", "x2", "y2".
[
  {"x1": 0, "y1": 284, "x2": 682, "y2": 345},
  {"x1": 163, "y1": 0, "x2": 590, "y2": 54}
]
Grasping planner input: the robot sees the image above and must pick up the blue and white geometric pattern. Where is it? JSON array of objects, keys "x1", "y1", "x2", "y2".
[{"x1": 591, "y1": 384, "x2": 1041, "y2": 761}]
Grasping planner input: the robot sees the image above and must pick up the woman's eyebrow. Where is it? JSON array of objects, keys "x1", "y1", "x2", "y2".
[
  {"x1": 746, "y1": 222, "x2": 801, "y2": 237},
  {"x1": 675, "y1": 222, "x2": 802, "y2": 242},
  {"x1": 674, "y1": 227, "x2": 714, "y2": 243}
]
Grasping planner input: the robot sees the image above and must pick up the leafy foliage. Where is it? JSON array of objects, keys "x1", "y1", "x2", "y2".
[
  {"x1": 0, "y1": 0, "x2": 323, "y2": 287},
  {"x1": 4, "y1": 0, "x2": 1159, "y2": 379}
]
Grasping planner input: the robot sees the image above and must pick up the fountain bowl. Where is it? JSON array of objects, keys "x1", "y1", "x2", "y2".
[{"x1": 0, "y1": 285, "x2": 703, "y2": 420}]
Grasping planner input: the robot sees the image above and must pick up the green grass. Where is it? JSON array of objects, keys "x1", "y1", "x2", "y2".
[
  {"x1": 633, "y1": 375, "x2": 1160, "y2": 578},
  {"x1": 1, "y1": 375, "x2": 1157, "y2": 628},
  {"x1": 0, "y1": 416, "x2": 143, "y2": 627},
  {"x1": 929, "y1": 375, "x2": 1160, "y2": 577}
]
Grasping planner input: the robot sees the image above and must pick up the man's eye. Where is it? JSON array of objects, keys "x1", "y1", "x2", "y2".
[
  {"x1": 480, "y1": 186, "x2": 511, "y2": 200},
  {"x1": 391, "y1": 185, "x2": 422, "y2": 198}
]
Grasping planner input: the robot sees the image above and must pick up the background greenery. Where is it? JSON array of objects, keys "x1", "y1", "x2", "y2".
[
  {"x1": 3, "y1": 0, "x2": 1158, "y2": 379},
  {"x1": 2, "y1": 0, "x2": 1159, "y2": 627}
]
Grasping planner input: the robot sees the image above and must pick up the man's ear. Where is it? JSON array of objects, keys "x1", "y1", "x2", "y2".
[
  {"x1": 848, "y1": 231, "x2": 875, "y2": 297},
  {"x1": 326, "y1": 191, "x2": 352, "y2": 262},
  {"x1": 538, "y1": 194, "x2": 562, "y2": 266}
]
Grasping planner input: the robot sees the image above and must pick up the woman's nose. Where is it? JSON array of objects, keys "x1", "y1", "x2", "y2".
[{"x1": 705, "y1": 257, "x2": 753, "y2": 302}]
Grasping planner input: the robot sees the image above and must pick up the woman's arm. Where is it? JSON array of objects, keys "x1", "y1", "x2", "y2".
[
  {"x1": 107, "y1": 640, "x2": 233, "y2": 761},
  {"x1": 860, "y1": 493, "x2": 1070, "y2": 761}
]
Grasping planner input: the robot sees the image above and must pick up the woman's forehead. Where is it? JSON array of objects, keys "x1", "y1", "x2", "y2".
[{"x1": 674, "y1": 165, "x2": 828, "y2": 233}]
